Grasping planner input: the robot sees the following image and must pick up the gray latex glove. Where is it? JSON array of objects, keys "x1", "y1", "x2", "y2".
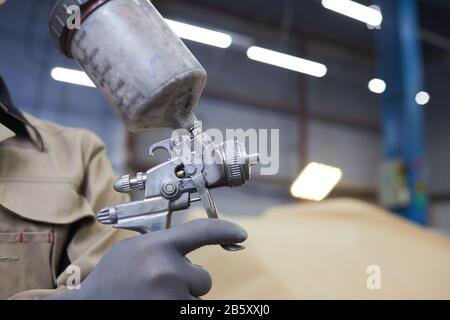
[{"x1": 49, "y1": 219, "x2": 247, "y2": 300}]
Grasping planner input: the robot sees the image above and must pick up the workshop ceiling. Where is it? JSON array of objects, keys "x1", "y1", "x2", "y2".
[{"x1": 161, "y1": 0, "x2": 450, "y2": 58}]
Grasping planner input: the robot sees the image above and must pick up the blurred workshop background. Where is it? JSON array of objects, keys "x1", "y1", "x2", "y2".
[{"x1": 1, "y1": 0, "x2": 450, "y2": 235}]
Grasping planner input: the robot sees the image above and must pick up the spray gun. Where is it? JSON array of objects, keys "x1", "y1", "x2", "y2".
[
  {"x1": 98, "y1": 129, "x2": 258, "y2": 251},
  {"x1": 49, "y1": 0, "x2": 259, "y2": 250}
]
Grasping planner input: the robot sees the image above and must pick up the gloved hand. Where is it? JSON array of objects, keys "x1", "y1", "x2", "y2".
[{"x1": 50, "y1": 219, "x2": 247, "y2": 300}]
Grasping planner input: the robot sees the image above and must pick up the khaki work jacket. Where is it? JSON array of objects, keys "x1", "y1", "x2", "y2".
[{"x1": 0, "y1": 112, "x2": 132, "y2": 299}]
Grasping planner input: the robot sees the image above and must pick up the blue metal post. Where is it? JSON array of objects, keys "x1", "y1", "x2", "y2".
[{"x1": 375, "y1": 0, "x2": 428, "y2": 224}]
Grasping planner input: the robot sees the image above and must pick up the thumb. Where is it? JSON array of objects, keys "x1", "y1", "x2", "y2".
[{"x1": 169, "y1": 219, "x2": 248, "y2": 255}]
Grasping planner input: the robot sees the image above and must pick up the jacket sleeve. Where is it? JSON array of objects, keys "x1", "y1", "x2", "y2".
[
  {"x1": 9, "y1": 131, "x2": 135, "y2": 300},
  {"x1": 56, "y1": 131, "x2": 136, "y2": 287}
]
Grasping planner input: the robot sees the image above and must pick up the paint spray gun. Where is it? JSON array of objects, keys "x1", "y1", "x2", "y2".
[{"x1": 49, "y1": 0, "x2": 259, "y2": 250}]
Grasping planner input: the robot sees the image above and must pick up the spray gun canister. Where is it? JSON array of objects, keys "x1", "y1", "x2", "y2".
[{"x1": 49, "y1": 0, "x2": 207, "y2": 132}]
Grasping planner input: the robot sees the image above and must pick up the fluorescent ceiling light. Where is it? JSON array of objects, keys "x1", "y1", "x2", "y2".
[
  {"x1": 165, "y1": 18, "x2": 232, "y2": 48},
  {"x1": 290, "y1": 162, "x2": 342, "y2": 201},
  {"x1": 247, "y1": 46, "x2": 327, "y2": 78},
  {"x1": 415, "y1": 91, "x2": 430, "y2": 105},
  {"x1": 321, "y1": 0, "x2": 383, "y2": 27},
  {"x1": 368, "y1": 78, "x2": 386, "y2": 94},
  {"x1": 51, "y1": 67, "x2": 95, "y2": 88}
]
